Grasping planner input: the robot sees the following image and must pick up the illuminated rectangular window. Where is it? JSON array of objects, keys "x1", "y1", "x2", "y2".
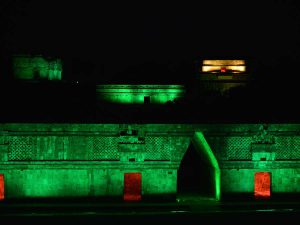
[
  {"x1": 202, "y1": 60, "x2": 246, "y2": 74},
  {"x1": 124, "y1": 173, "x2": 142, "y2": 201},
  {"x1": 0, "y1": 174, "x2": 4, "y2": 201},
  {"x1": 254, "y1": 172, "x2": 271, "y2": 199}
]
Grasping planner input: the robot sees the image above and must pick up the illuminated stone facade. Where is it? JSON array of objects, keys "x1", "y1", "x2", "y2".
[
  {"x1": 96, "y1": 85, "x2": 185, "y2": 104},
  {"x1": 1, "y1": 57, "x2": 296, "y2": 201},
  {"x1": 1, "y1": 124, "x2": 300, "y2": 200},
  {"x1": 196, "y1": 59, "x2": 250, "y2": 95},
  {"x1": 13, "y1": 54, "x2": 62, "y2": 81}
]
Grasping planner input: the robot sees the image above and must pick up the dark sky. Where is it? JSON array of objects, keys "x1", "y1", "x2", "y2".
[{"x1": 1, "y1": 0, "x2": 300, "y2": 81}]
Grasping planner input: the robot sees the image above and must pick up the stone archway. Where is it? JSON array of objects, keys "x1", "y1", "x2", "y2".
[{"x1": 177, "y1": 132, "x2": 220, "y2": 200}]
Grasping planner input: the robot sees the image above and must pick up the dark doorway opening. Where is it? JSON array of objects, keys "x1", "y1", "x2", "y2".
[
  {"x1": 144, "y1": 96, "x2": 150, "y2": 104},
  {"x1": 177, "y1": 144, "x2": 215, "y2": 199}
]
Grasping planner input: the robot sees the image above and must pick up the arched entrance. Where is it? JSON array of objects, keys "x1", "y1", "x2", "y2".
[{"x1": 177, "y1": 132, "x2": 220, "y2": 200}]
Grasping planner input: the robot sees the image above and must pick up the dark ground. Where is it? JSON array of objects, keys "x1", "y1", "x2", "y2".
[{"x1": 1, "y1": 195, "x2": 300, "y2": 225}]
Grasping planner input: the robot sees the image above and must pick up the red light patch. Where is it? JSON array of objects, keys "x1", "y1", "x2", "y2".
[
  {"x1": 254, "y1": 172, "x2": 271, "y2": 199},
  {"x1": 0, "y1": 174, "x2": 4, "y2": 200},
  {"x1": 124, "y1": 173, "x2": 141, "y2": 201},
  {"x1": 220, "y1": 67, "x2": 226, "y2": 73}
]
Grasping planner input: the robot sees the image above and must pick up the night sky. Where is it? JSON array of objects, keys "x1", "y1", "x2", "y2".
[
  {"x1": 1, "y1": 0, "x2": 300, "y2": 122},
  {"x1": 1, "y1": 0, "x2": 300, "y2": 82}
]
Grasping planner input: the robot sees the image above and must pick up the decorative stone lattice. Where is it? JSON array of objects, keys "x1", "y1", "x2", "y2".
[
  {"x1": 8, "y1": 136, "x2": 36, "y2": 161},
  {"x1": 207, "y1": 136, "x2": 252, "y2": 160},
  {"x1": 224, "y1": 137, "x2": 252, "y2": 160},
  {"x1": 145, "y1": 136, "x2": 171, "y2": 160},
  {"x1": 89, "y1": 137, "x2": 119, "y2": 160},
  {"x1": 169, "y1": 137, "x2": 190, "y2": 161},
  {"x1": 275, "y1": 136, "x2": 300, "y2": 160}
]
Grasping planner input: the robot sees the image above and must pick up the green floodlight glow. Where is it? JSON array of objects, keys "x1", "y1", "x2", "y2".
[
  {"x1": 96, "y1": 85, "x2": 185, "y2": 104},
  {"x1": 13, "y1": 55, "x2": 62, "y2": 80},
  {"x1": 192, "y1": 132, "x2": 221, "y2": 200}
]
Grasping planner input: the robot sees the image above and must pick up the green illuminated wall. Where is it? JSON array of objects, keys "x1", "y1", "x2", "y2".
[
  {"x1": 96, "y1": 85, "x2": 185, "y2": 104},
  {"x1": 221, "y1": 168, "x2": 300, "y2": 194},
  {"x1": 13, "y1": 54, "x2": 62, "y2": 80},
  {"x1": 1, "y1": 124, "x2": 300, "y2": 200},
  {"x1": 0, "y1": 124, "x2": 190, "y2": 199},
  {"x1": 0, "y1": 168, "x2": 177, "y2": 198},
  {"x1": 205, "y1": 124, "x2": 300, "y2": 196},
  {"x1": 192, "y1": 132, "x2": 220, "y2": 200}
]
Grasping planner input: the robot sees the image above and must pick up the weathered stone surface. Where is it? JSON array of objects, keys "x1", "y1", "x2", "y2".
[{"x1": 1, "y1": 123, "x2": 300, "y2": 199}]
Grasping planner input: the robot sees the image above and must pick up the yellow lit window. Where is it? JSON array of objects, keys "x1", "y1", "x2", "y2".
[{"x1": 202, "y1": 60, "x2": 246, "y2": 74}]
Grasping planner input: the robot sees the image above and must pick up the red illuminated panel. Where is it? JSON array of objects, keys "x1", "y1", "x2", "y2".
[
  {"x1": 0, "y1": 174, "x2": 4, "y2": 200},
  {"x1": 254, "y1": 172, "x2": 271, "y2": 199},
  {"x1": 124, "y1": 173, "x2": 141, "y2": 201},
  {"x1": 220, "y1": 67, "x2": 226, "y2": 73}
]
